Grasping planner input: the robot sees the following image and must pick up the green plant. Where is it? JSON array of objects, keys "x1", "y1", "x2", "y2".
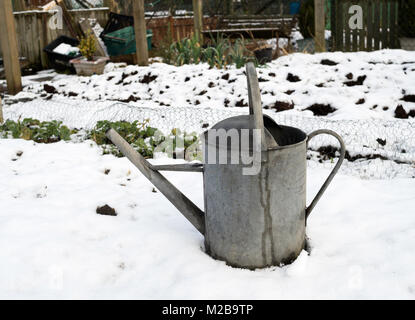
[
  {"x1": 79, "y1": 31, "x2": 97, "y2": 61},
  {"x1": 161, "y1": 33, "x2": 255, "y2": 69},
  {"x1": 399, "y1": 0, "x2": 415, "y2": 37},
  {"x1": 0, "y1": 118, "x2": 74, "y2": 143},
  {"x1": 0, "y1": 118, "x2": 201, "y2": 160},
  {"x1": 299, "y1": 0, "x2": 315, "y2": 39}
]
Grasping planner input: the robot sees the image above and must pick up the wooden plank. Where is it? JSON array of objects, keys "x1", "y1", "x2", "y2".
[
  {"x1": 381, "y1": 0, "x2": 389, "y2": 48},
  {"x1": 367, "y1": 0, "x2": 373, "y2": 51},
  {"x1": 373, "y1": 0, "x2": 380, "y2": 50},
  {"x1": 192, "y1": 0, "x2": 203, "y2": 42},
  {"x1": 359, "y1": 0, "x2": 366, "y2": 51},
  {"x1": 314, "y1": 0, "x2": 326, "y2": 52},
  {"x1": 0, "y1": 0, "x2": 22, "y2": 94},
  {"x1": 132, "y1": 0, "x2": 148, "y2": 66},
  {"x1": 335, "y1": 0, "x2": 344, "y2": 51},
  {"x1": 344, "y1": 0, "x2": 351, "y2": 52},
  {"x1": 0, "y1": 95, "x2": 3, "y2": 123},
  {"x1": 57, "y1": 0, "x2": 83, "y2": 38},
  {"x1": 330, "y1": 0, "x2": 336, "y2": 51},
  {"x1": 389, "y1": 0, "x2": 398, "y2": 48}
]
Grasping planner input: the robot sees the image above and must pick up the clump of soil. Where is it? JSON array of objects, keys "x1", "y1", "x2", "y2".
[
  {"x1": 221, "y1": 73, "x2": 230, "y2": 80},
  {"x1": 235, "y1": 99, "x2": 248, "y2": 107},
  {"x1": 345, "y1": 73, "x2": 353, "y2": 79},
  {"x1": 376, "y1": 138, "x2": 386, "y2": 146},
  {"x1": 401, "y1": 95, "x2": 415, "y2": 103},
  {"x1": 287, "y1": 73, "x2": 301, "y2": 82},
  {"x1": 119, "y1": 95, "x2": 140, "y2": 103},
  {"x1": 355, "y1": 98, "x2": 365, "y2": 105},
  {"x1": 224, "y1": 98, "x2": 230, "y2": 107},
  {"x1": 395, "y1": 105, "x2": 408, "y2": 119},
  {"x1": 44, "y1": 84, "x2": 58, "y2": 94},
  {"x1": 208, "y1": 82, "x2": 215, "y2": 88},
  {"x1": 268, "y1": 72, "x2": 276, "y2": 77},
  {"x1": 305, "y1": 103, "x2": 336, "y2": 116},
  {"x1": 184, "y1": 76, "x2": 190, "y2": 82},
  {"x1": 96, "y1": 204, "x2": 117, "y2": 216},
  {"x1": 266, "y1": 100, "x2": 294, "y2": 112},
  {"x1": 198, "y1": 90, "x2": 207, "y2": 96},
  {"x1": 344, "y1": 75, "x2": 367, "y2": 86},
  {"x1": 67, "y1": 92, "x2": 78, "y2": 97},
  {"x1": 285, "y1": 90, "x2": 295, "y2": 95},
  {"x1": 140, "y1": 73, "x2": 157, "y2": 84},
  {"x1": 321, "y1": 59, "x2": 338, "y2": 66}
]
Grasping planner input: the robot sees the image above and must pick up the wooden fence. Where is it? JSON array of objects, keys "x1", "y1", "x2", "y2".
[
  {"x1": 0, "y1": 8, "x2": 109, "y2": 68},
  {"x1": 330, "y1": 0, "x2": 399, "y2": 51},
  {"x1": 0, "y1": 8, "x2": 219, "y2": 68}
]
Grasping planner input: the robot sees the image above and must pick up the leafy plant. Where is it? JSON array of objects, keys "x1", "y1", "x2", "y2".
[
  {"x1": 0, "y1": 118, "x2": 74, "y2": 143},
  {"x1": 79, "y1": 31, "x2": 97, "y2": 61},
  {"x1": 162, "y1": 33, "x2": 255, "y2": 69}
]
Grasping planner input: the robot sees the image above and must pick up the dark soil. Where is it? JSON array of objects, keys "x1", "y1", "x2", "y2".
[
  {"x1": 265, "y1": 100, "x2": 294, "y2": 112},
  {"x1": 355, "y1": 98, "x2": 365, "y2": 105},
  {"x1": 140, "y1": 73, "x2": 157, "y2": 84},
  {"x1": 345, "y1": 73, "x2": 353, "y2": 79},
  {"x1": 96, "y1": 204, "x2": 117, "y2": 216},
  {"x1": 305, "y1": 103, "x2": 336, "y2": 116},
  {"x1": 285, "y1": 90, "x2": 295, "y2": 95},
  {"x1": 376, "y1": 138, "x2": 386, "y2": 146},
  {"x1": 395, "y1": 105, "x2": 408, "y2": 119},
  {"x1": 344, "y1": 75, "x2": 367, "y2": 86},
  {"x1": 268, "y1": 72, "x2": 276, "y2": 77},
  {"x1": 316, "y1": 146, "x2": 389, "y2": 162},
  {"x1": 184, "y1": 76, "x2": 190, "y2": 82},
  {"x1": 401, "y1": 95, "x2": 415, "y2": 103},
  {"x1": 119, "y1": 95, "x2": 140, "y2": 103},
  {"x1": 221, "y1": 73, "x2": 230, "y2": 80},
  {"x1": 44, "y1": 84, "x2": 58, "y2": 94},
  {"x1": 235, "y1": 99, "x2": 248, "y2": 107},
  {"x1": 321, "y1": 59, "x2": 338, "y2": 66},
  {"x1": 287, "y1": 73, "x2": 301, "y2": 82}
]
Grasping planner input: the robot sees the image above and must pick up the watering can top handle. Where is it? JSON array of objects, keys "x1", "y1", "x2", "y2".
[
  {"x1": 246, "y1": 62, "x2": 277, "y2": 150},
  {"x1": 305, "y1": 129, "x2": 346, "y2": 219}
]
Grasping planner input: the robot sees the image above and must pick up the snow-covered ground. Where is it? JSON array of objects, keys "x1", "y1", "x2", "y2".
[
  {"x1": 0, "y1": 139, "x2": 414, "y2": 299},
  {"x1": 1, "y1": 50, "x2": 415, "y2": 299}
]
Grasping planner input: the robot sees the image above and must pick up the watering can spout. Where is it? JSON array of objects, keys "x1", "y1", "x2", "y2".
[{"x1": 105, "y1": 128, "x2": 205, "y2": 235}]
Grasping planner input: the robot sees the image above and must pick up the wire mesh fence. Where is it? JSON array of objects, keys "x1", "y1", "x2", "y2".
[{"x1": 4, "y1": 99, "x2": 414, "y2": 179}]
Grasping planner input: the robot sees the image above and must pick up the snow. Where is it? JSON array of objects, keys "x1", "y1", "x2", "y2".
[
  {"x1": 3, "y1": 50, "x2": 414, "y2": 121},
  {"x1": 52, "y1": 43, "x2": 80, "y2": 56},
  {"x1": 1, "y1": 49, "x2": 415, "y2": 299},
  {"x1": 0, "y1": 139, "x2": 414, "y2": 299}
]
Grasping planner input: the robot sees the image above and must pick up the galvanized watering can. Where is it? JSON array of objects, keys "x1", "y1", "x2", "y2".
[{"x1": 106, "y1": 63, "x2": 345, "y2": 269}]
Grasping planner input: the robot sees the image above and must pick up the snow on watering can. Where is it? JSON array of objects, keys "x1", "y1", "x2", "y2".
[{"x1": 106, "y1": 62, "x2": 345, "y2": 269}]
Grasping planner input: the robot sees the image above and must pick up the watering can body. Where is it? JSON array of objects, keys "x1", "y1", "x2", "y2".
[
  {"x1": 105, "y1": 62, "x2": 345, "y2": 269},
  {"x1": 204, "y1": 133, "x2": 308, "y2": 268}
]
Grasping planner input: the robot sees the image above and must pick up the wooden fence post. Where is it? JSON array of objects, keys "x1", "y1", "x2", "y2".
[
  {"x1": 0, "y1": 95, "x2": 3, "y2": 124},
  {"x1": 192, "y1": 0, "x2": 203, "y2": 42},
  {"x1": 0, "y1": 0, "x2": 22, "y2": 95},
  {"x1": 314, "y1": 0, "x2": 326, "y2": 52},
  {"x1": 133, "y1": 0, "x2": 149, "y2": 66}
]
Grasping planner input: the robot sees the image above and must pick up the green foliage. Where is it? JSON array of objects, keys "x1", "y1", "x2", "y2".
[
  {"x1": 399, "y1": 0, "x2": 415, "y2": 37},
  {"x1": 79, "y1": 31, "x2": 97, "y2": 61},
  {"x1": 88, "y1": 119, "x2": 158, "y2": 158},
  {"x1": 299, "y1": 0, "x2": 315, "y2": 39},
  {"x1": 163, "y1": 33, "x2": 256, "y2": 69},
  {"x1": 0, "y1": 118, "x2": 74, "y2": 143},
  {"x1": 0, "y1": 118, "x2": 200, "y2": 160}
]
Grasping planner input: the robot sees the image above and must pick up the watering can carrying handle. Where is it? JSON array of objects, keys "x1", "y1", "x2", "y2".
[{"x1": 305, "y1": 129, "x2": 346, "y2": 219}]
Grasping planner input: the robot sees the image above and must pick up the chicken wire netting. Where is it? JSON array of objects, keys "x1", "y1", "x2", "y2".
[{"x1": 8, "y1": 99, "x2": 411, "y2": 180}]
